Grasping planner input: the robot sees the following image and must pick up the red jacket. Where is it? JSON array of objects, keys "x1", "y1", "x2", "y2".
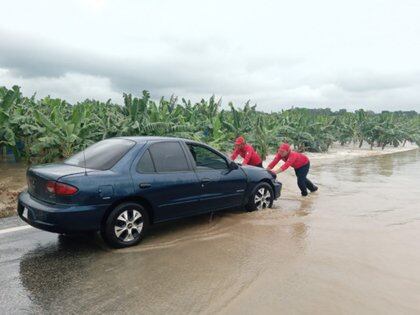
[
  {"x1": 230, "y1": 144, "x2": 262, "y2": 166},
  {"x1": 267, "y1": 150, "x2": 309, "y2": 171}
]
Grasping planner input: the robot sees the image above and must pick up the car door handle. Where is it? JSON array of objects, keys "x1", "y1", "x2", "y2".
[
  {"x1": 201, "y1": 178, "x2": 211, "y2": 183},
  {"x1": 139, "y1": 183, "x2": 152, "y2": 189}
]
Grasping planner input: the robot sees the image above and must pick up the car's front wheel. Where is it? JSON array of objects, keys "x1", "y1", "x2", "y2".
[
  {"x1": 246, "y1": 182, "x2": 274, "y2": 211},
  {"x1": 101, "y1": 202, "x2": 149, "y2": 248}
]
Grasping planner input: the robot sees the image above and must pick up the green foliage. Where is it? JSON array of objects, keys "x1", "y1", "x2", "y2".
[{"x1": 0, "y1": 85, "x2": 419, "y2": 163}]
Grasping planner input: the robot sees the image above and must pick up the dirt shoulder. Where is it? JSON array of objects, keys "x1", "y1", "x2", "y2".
[{"x1": 0, "y1": 162, "x2": 27, "y2": 218}]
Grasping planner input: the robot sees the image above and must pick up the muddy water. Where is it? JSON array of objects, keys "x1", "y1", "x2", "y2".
[{"x1": 1, "y1": 149, "x2": 420, "y2": 314}]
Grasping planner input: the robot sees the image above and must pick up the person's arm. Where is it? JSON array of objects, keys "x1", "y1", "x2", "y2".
[
  {"x1": 278, "y1": 153, "x2": 297, "y2": 172},
  {"x1": 230, "y1": 148, "x2": 239, "y2": 161},
  {"x1": 267, "y1": 154, "x2": 281, "y2": 170},
  {"x1": 242, "y1": 147, "x2": 253, "y2": 165}
]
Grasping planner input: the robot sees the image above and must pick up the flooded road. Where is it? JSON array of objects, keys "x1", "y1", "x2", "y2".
[{"x1": 1, "y1": 149, "x2": 420, "y2": 314}]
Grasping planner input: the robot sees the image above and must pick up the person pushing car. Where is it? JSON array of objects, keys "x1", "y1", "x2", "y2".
[
  {"x1": 267, "y1": 143, "x2": 318, "y2": 196},
  {"x1": 230, "y1": 136, "x2": 263, "y2": 167}
]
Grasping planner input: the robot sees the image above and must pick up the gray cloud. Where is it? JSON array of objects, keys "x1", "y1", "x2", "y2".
[
  {"x1": 0, "y1": 31, "x2": 212, "y2": 92},
  {"x1": 0, "y1": 30, "x2": 301, "y2": 100},
  {"x1": 336, "y1": 71, "x2": 416, "y2": 93},
  {"x1": 0, "y1": 0, "x2": 420, "y2": 112}
]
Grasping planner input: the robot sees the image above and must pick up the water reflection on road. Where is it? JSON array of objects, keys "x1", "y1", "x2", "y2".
[{"x1": 1, "y1": 149, "x2": 420, "y2": 314}]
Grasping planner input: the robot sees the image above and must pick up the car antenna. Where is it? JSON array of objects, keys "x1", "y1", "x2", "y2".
[{"x1": 83, "y1": 143, "x2": 88, "y2": 176}]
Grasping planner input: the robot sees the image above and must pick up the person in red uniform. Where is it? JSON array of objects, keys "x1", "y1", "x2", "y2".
[
  {"x1": 230, "y1": 136, "x2": 263, "y2": 167},
  {"x1": 267, "y1": 143, "x2": 318, "y2": 196}
]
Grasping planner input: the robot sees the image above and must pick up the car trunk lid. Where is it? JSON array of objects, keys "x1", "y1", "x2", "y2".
[{"x1": 27, "y1": 163, "x2": 92, "y2": 203}]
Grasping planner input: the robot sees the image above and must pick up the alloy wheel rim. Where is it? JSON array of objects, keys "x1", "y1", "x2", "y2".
[
  {"x1": 254, "y1": 187, "x2": 271, "y2": 209},
  {"x1": 114, "y1": 209, "x2": 143, "y2": 242}
]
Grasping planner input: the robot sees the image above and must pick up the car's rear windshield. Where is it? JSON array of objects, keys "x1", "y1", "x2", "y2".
[{"x1": 65, "y1": 138, "x2": 136, "y2": 170}]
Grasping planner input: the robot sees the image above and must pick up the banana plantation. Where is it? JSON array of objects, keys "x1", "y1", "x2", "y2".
[{"x1": 1, "y1": 85, "x2": 419, "y2": 163}]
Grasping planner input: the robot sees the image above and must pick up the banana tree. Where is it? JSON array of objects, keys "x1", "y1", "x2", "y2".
[
  {"x1": 1, "y1": 85, "x2": 420, "y2": 163},
  {"x1": 0, "y1": 86, "x2": 22, "y2": 160}
]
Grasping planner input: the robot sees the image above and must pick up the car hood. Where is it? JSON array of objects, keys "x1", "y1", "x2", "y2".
[{"x1": 240, "y1": 165, "x2": 276, "y2": 179}]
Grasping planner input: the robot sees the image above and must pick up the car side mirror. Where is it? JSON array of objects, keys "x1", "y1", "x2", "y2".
[{"x1": 229, "y1": 161, "x2": 239, "y2": 170}]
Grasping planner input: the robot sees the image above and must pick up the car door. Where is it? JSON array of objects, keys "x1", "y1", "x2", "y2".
[
  {"x1": 185, "y1": 143, "x2": 247, "y2": 212},
  {"x1": 130, "y1": 141, "x2": 201, "y2": 222}
]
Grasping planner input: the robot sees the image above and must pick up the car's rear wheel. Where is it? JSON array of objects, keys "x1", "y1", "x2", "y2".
[
  {"x1": 101, "y1": 202, "x2": 149, "y2": 248},
  {"x1": 246, "y1": 182, "x2": 274, "y2": 211}
]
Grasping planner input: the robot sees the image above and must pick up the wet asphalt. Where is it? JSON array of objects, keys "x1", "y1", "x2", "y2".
[
  {"x1": 0, "y1": 221, "x2": 101, "y2": 313},
  {"x1": 1, "y1": 211, "x2": 263, "y2": 314}
]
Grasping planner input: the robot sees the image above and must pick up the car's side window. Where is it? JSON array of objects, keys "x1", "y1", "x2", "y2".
[
  {"x1": 149, "y1": 142, "x2": 190, "y2": 172},
  {"x1": 136, "y1": 149, "x2": 156, "y2": 173},
  {"x1": 188, "y1": 144, "x2": 228, "y2": 170}
]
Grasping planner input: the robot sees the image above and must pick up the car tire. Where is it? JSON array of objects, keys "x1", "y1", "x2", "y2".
[
  {"x1": 101, "y1": 202, "x2": 149, "y2": 248},
  {"x1": 246, "y1": 182, "x2": 274, "y2": 212}
]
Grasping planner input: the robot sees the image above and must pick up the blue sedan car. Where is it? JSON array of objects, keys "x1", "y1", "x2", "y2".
[{"x1": 18, "y1": 137, "x2": 282, "y2": 248}]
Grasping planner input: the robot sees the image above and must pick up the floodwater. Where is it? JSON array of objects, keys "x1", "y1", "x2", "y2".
[{"x1": 0, "y1": 149, "x2": 420, "y2": 314}]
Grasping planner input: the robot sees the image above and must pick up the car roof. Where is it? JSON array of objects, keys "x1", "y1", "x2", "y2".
[{"x1": 116, "y1": 136, "x2": 202, "y2": 145}]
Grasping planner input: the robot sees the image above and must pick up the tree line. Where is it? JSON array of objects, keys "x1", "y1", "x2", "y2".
[{"x1": 1, "y1": 85, "x2": 419, "y2": 163}]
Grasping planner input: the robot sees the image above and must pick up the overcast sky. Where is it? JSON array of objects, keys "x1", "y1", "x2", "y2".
[{"x1": 1, "y1": 0, "x2": 420, "y2": 111}]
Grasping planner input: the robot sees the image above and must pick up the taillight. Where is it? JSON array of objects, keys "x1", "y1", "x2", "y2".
[
  {"x1": 46, "y1": 181, "x2": 78, "y2": 196},
  {"x1": 46, "y1": 181, "x2": 55, "y2": 193}
]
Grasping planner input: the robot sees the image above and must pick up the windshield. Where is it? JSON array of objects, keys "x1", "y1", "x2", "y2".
[{"x1": 65, "y1": 138, "x2": 136, "y2": 170}]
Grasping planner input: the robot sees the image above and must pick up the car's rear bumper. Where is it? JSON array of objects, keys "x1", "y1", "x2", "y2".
[
  {"x1": 273, "y1": 181, "x2": 282, "y2": 199},
  {"x1": 17, "y1": 191, "x2": 109, "y2": 233}
]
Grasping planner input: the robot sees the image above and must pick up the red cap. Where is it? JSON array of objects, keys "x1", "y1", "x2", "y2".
[
  {"x1": 279, "y1": 143, "x2": 290, "y2": 152},
  {"x1": 235, "y1": 136, "x2": 245, "y2": 145}
]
